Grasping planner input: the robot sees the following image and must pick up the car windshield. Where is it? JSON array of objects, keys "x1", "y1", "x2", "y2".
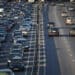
[
  {"x1": 11, "y1": 49, "x2": 22, "y2": 53},
  {"x1": 25, "y1": 18, "x2": 31, "y2": 21},
  {"x1": 14, "y1": 32, "x2": 21, "y2": 36},
  {"x1": 52, "y1": 28, "x2": 58, "y2": 30},
  {"x1": 22, "y1": 25, "x2": 31, "y2": 28},
  {"x1": 49, "y1": 22, "x2": 54, "y2": 24},
  {"x1": 49, "y1": 28, "x2": 58, "y2": 31},
  {"x1": 0, "y1": 34, "x2": 4, "y2": 37},
  {"x1": 13, "y1": 44, "x2": 22, "y2": 49},
  {"x1": 10, "y1": 54, "x2": 22, "y2": 58},
  {"x1": 71, "y1": 28, "x2": 75, "y2": 30},
  {"x1": 10, "y1": 59, "x2": 23, "y2": 66},
  {"x1": 17, "y1": 40, "x2": 26, "y2": 44}
]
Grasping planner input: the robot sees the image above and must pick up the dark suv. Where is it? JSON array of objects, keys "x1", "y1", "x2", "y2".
[{"x1": 8, "y1": 58, "x2": 25, "y2": 71}]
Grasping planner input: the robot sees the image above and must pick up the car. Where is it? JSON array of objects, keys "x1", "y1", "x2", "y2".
[
  {"x1": 6, "y1": 20, "x2": 16, "y2": 31},
  {"x1": 12, "y1": 30, "x2": 22, "y2": 39},
  {"x1": 47, "y1": 22, "x2": 55, "y2": 28},
  {"x1": 10, "y1": 49, "x2": 23, "y2": 56},
  {"x1": 8, "y1": 45, "x2": 24, "y2": 71},
  {"x1": 69, "y1": 28, "x2": 75, "y2": 36},
  {"x1": 20, "y1": 24, "x2": 31, "y2": 31},
  {"x1": 68, "y1": 7, "x2": 75, "y2": 11},
  {"x1": 9, "y1": 52, "x2": 22, "y2": 60},
  {"x1": 48, "y1": 28, "x2": 59, "y2": 36},
  {"x1": 10, "y1": 43, "x2": 23, "y2": 56},
  {"x1": 20, "y1": 22, "x2": 31, "y2": 35},
  {"x1": 65, "y1": 17, "x2": 73, "y2": 25},
  {"x1": 10, "y1": 50, "x2": 22, "y2": 55},
  {"x1": 0, "y1": 27, "x2": 6, "y2": 42},
  {"x1": 21, "y1": 30, "x2": 29, "y2": 37},
  {"x1": 0, "y1": 19, "x2": 14, "y2": 31},
  {"x1": 61, "y1": 11, "x2": 68, "y2": 17},
  {"x1": 7, "y1": 56, "x2": 24, "y2": 71},
  {"x1": 14, "y1": 37, "x2": 29, "y2": 50},
  {"x1": 11, "y1": 43, "x2": 22, "y2": 50}
]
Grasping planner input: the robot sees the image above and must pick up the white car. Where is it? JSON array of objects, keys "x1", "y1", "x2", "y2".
[
  {"x1": 19, "y1": 26, "x2": 29, "y2": 37},
  {"x1": 65, "y1": 17, "x2": 73, "y2": 25},
  {"x1": 68, "y1": 7, "x2": 75, "y2": 11},
  {"x1": 22, "y1": 30, "x2": 28, "y2": 37},
  {"x1": 69, "y1": 28, "x2": 75, "y2": 36},
  {"x1": 61, "y1": 12, "x2": 68, "y2": 17}
]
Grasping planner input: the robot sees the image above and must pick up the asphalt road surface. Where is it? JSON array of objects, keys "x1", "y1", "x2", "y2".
[
  {"x1": 48, "y1": 3, "x2": 75, "y2": 75},
  {"x1": 43, "y1": 3, "x2": 61, "y2": 75},
  {"x1": 1, "y1": 2, "x2": 75, "y2": 75}
]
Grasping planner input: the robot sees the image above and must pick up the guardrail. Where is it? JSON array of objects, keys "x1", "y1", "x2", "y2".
[{"x1": 0, "y1": 69, "x2": 14, "y2": 75}]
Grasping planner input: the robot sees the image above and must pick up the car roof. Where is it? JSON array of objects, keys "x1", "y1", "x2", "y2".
[
  {"x1": 12, "y1": 56, "x2": 22, "y2": 59},
  {"x1": 49, "y1": 28, "x2": 58, "y2": 30},
  {"x1": 13, "y1": 43, "x2": 22, "y2": 46},
  {"x1": 49, "y1": 22, "x2": 55, "y2": 24},
  {"x1": 16, "y1": 37, "x2": 27, "y2": 40}
]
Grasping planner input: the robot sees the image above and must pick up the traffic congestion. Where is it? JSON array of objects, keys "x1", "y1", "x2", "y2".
[
  {"x1": 0, "y1": 0, "x2": 75, "y2": 75},
  {"x1": 0, "y1": 1, "x2": 46, "y2": 75}
]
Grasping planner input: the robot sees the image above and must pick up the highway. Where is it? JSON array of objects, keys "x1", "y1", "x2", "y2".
[
  {"x1": 0, "y1": 2, "x2": 46, "y2": 75},
  {"x1": 43, "y1": 3, "x2": 60, "y2": 75},
  {"x1": 13, "y1": 3, "x2": 46, "y2": 75},
  {"x1": 0, "y1": 1, "x2": 75, "y2": 75},
  {"x1": 48, "y1": 3, "x2": 75, "y2": 75}
]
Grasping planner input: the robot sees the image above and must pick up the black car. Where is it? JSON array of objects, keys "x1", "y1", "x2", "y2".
[
  {"x1": 48, "y1": 28, "x2": 59, "y2": 36},
  {"x1": 8, "y1": 58, "x2": 24, "y2": 71}
]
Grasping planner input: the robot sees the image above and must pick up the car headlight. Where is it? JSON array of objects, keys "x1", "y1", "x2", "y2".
[
  {"x1": 14, "y1": 16, "x2": 19, "y2": 19},
  {"x1": 52, "y1": 30, "x2": 56, "y2": 32},
  {"x1": 8, "y1": 60, "x2": 11, "y2": 63},
  {"x1": 22, "y1": 31, "x2": 28, "y2": 34}
]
